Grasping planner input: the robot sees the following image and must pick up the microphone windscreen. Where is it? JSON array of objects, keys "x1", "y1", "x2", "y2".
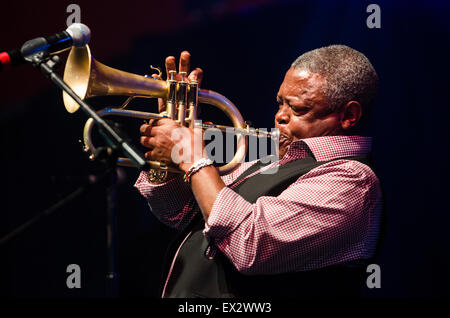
[{"x1": 66, "y1": 23, "x2": 91, "y2": 47}]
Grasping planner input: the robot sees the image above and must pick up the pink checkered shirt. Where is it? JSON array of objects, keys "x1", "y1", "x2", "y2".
[{"x1": 135, "y1": 135, "x2": 382, "y2": 275}]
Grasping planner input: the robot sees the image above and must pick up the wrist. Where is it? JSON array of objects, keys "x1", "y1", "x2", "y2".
[
  {"x1": 182, "y1": 157, "x2": 214, "y2": 183},
  {"x1": 179, "y1": 154, "x2": 209, "y2": 173},
  {"x1": 179, "y1": 162, "x2": 193, "y2": 174}
]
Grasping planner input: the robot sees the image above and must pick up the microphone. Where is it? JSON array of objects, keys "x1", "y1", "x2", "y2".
[{"x1": 0, "y1": 23, "x2": 90, "y2": 70}]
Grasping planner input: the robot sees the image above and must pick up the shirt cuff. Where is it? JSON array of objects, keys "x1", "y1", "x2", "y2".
[
  {"x1": 204, "y1": 187, "x2": 253, "y2": 239},
  {"x1": 134, "y1": 170, "x2": 178, "y2": 188},
  {"x1": 134, "y1": 170, "x2": 191, "y2": 212}
]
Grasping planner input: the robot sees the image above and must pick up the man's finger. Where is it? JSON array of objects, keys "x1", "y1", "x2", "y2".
[
  {"x1": 188, "y1": 67, "x2": 203, "y2": 86},
  {"x1": 148, "y1": 119, "x2": 158, "y2": 126},
  {"x1": 153, "y1": 118, "x2": 173, "y2": 127},
  {"x1": 165, "y1": 56, "x2": 176, "y2": 79},
  {"x1": 140, "y1": 136, "x2": 155, "y2": 148},
  {"x1": 179, "y1": 51, "x2": 191, "y2": 75},
  {"x1": 140, "y1": 124, "x2": 154, "y2": 136},
  {"x1": 144, "y1": 150, "x2": 152, "y2": 159}
]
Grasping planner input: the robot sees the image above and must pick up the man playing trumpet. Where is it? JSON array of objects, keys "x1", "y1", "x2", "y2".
[{"x1": 136, "y1": 45, "x2": 382, "y2": 298}]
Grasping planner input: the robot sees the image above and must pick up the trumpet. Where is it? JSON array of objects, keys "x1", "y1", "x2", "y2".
[{"x1": 62, "y1": 45, "x2": 276, "y2": 177}]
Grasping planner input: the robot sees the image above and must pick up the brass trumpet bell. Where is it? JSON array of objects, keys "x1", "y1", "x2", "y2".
[{"x1": 63, "y1": 45, "x2": 168, "y2": 113}]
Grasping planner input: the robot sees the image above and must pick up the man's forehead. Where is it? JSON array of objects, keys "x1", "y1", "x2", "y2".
[
  {"x1": 288, "y1": 67, "x2": 324, "y2": 81},
  {"x1": 278, "y1": 68, "x2": 325, "y2": 95}
]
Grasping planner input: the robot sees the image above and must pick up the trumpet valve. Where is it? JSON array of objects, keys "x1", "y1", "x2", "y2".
[
  {"x1": 177, "y1": 72, "x2": 188, "y2": 126},
  {"x1": 166, "y1": 71, "x2": 178, "y2": 120},
  {"x1": 187, "y1": 80, "x2": 199, "y2": 125}
]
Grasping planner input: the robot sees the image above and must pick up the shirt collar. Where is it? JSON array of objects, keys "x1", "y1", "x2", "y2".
[{"x1": 283, "y1": 135, "x2": 372, "y2": 162}]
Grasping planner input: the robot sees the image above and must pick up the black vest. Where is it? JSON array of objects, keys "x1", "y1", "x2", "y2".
[{"x1": 162, "y1": 155, "x2": 371, "y2": 298}]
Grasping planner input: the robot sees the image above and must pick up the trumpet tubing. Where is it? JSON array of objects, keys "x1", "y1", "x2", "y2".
[{"x1": 63, "y1": 45, "x2": 251, "y2": 175}]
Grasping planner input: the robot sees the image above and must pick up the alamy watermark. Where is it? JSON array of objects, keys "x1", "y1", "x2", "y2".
[
  {"x1": 66, "y1": 263, "x2": 81, "y2": 289},
  {"x1": 66, "y1": 4, "x2": 81, "y2": 27},
  {"x1": 366, "y1": 4, "x2": 381, "y2": 29},
  {"x1": 366, "y1": 263, "x2": 381, "y2": 289}
]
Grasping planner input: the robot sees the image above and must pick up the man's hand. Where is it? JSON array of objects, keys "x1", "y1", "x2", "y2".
[
  {"x1": 141, "y1": 51, "x2": 225, "y2": 221},
  {"x1": 154, "y1": 51, "x2": 203, "y2": 113},
  {"x1": 140, "y1": 118, "x2": 206, "y2": 172},
  {"x1": 140, "y1": 51, "x2": 205, "y2": 172}
]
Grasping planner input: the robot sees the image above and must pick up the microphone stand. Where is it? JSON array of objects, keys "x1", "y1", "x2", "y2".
[
  {"x1": 95, "y1": 147, "x2": 120, "y2": 298},
  {"x1": 24, "y1": 51, "x2": 150, "y2": 297}
]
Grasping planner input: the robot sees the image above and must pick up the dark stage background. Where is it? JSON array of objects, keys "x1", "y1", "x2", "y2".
[{"x1": 0, "y1": 0, "x2": 448, "y2": 299}]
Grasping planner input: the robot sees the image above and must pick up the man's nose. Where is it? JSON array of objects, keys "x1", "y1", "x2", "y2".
[{"x1": 275, "y1": 105, "x2": 290, "y2": 125}]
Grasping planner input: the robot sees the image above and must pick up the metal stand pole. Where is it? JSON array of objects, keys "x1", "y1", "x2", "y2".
[{"x1": 105, "y1": 157, "x2": 119, "y2": 297}]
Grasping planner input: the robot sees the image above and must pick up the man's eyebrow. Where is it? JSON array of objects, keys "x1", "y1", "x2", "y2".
[{"x1": 279, "y1": 96, "x2": 295, "y2": 104}]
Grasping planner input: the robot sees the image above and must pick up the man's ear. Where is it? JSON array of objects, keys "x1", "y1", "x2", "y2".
[{"x1": 340, "y1": 101, "x2": 362, "y2": 131}]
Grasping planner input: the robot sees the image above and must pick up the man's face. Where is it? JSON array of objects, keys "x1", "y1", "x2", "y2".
[{"x1": 275, "y1": 67, "x2": 343, "y2": 158}]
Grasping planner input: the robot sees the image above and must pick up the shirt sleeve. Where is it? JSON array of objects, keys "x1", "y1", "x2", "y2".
[
  {"x1": 134, "y1": 161, "x2": 257, "y2": 231},
  {"x1": 134, "y1": 171, "x2": 198, "y2": 231},
  {"x1": 203, "y1": 159, "x2": 382, "y2": 274}
]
